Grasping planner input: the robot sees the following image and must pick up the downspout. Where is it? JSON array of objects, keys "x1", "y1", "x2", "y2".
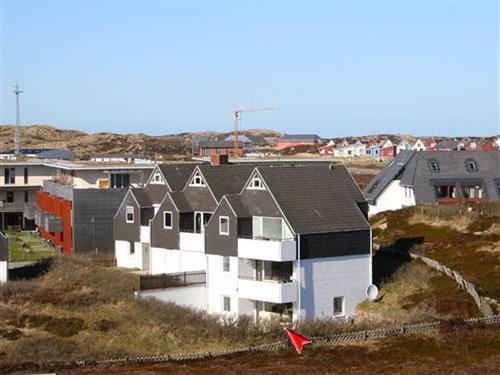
[
  {"x1": 297, "y1": 233, "x2": 301, "y2": 326},
  {"x1": 369, "y1": 228, "x2": 373, "y2": 285}
]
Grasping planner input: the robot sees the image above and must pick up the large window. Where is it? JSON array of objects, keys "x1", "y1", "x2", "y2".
[
  {"x1": 163, "y1": 211, "x2": 173, "y2": 229},
  {"x1": 219, "y1": 216, "x2": 229, "y2": 235},
  {"x1": 436, "y1": 185, "x2": 456, "y2": 199},
  {"x1": 463, "y1": 186, "x2": 484, "y2": 199},
  {"x1": 111, "y1": 173, "x2": 130, "y2": 188},
  {"x1": 252, "y1": 217, "x2": 293, "y2": 240},
  {"x1": 4, "y1": 168, "x2": 15, "y2": 184},
  {"x1": 126, "y1": 206, "x2": 134, "y2": 223},
  {"x1": 333, "y1": 296, "x2": 344, "y2": 316}
]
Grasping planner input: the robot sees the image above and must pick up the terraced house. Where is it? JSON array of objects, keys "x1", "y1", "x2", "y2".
[
  {"x1": 364, "y1": 150, "x2": 500, "y2": 216},
  {"x1": 115, "y1": 162, "x2": 372, "y2": 324}
]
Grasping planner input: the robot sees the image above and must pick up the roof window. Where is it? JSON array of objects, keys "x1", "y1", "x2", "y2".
[
  {"x1": 428, "y1": 160, "x2": 440, "y2": 172},
  {"x1": 465, "y1": 159, "x2": 478, "y2": 173}
]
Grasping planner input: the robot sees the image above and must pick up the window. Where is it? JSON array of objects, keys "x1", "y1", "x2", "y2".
[
  {"x1": 126, "y1": 206, "x2": 134, "y2": 223},
  {"x1": 163, "y1": 211, "x2": 172, "y2": 229},
  {"x1": 129, "y1": 241, "x2": 135, "y2": 255},
  {"x1": 219, "y1": 216, "x2": 229, "y2": 235},
  {"x1": 463, "y1": 186, "x2": 484, "y2": 199},
  {"x1": 248, "y1": 174, "x2": 264, "y2": 190},
  {"x1": 151, "y1": 172, "x2": 162, "y2": 184},
  {"x1": 465, "y1": 159, "x2": 478, "y2": 172},
  {"x1": 24, "y1": 191, "x2": 29, "y2": 203},
  {"x1": 222, "y1": 256, "x2": 230, "y2": 272},
  {"x1": 111, "y1": 173, "x2": 130, "y2": 188},
  {"x1": 194, "y1": 212, "x2": 211, "y2": 233},
  {"x1": 6, "y1": 191, "x2": 14, "y2": 203},
  {"x1": 223, "y1": 296, "x2": 231, "y2": 312},
  {"x1": 24, "y1": 168, "x2": 28, "y2": 184},
  {"x1": 333, "y1": 296, "x2": 344, "y2": 316},
  {"x1": 428, "y1": 160, "x2": 440, "y2": 172},
  {"x1": 190, "y1": 171, "x2": 205, "y2": 186},
  {"x1": 4, "y1": 168, "x2": 15, "y2": 184}
]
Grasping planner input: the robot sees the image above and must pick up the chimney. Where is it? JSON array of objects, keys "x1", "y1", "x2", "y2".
[{"x1": 211, "y1": 154, "x2": 229, "y2": 166}]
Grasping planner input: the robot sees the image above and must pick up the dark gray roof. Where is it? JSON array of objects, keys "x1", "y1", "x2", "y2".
[
  {"x1": 279, "y1": 134, "x2": 321, "y2": 142},
  {"x1": 0, "y1": 148, "x2": 74, "y2": 160},
  {"x1": 158, "y1": 164, "x2": 199, "y2": 191},
  {"x1": 198, "y1": 165, "x2": 255, "y2": 201},
  {"x1": 257, "y1": 165, "x2": 369, "y2": 234},
  {"x1": 224, "y1": 194, "x2": 250, "y2": 217},
  {"x1": 199, "y1": 140, "x2": 239, "y2": 148},
  {"x1": 364, "y1": 151, "x2": 415, "y2": 204},
  {"x1": 365, "y1": 151, "x2": 500, "y2": 204},
  {"x1": 435, "y1": 139, "x2": 459, "y2": 150},
  {"x1": 169, "y1": 191, "x2": 193, "y2": 212},
  {"x1": 131, "y1": 184, "x2": 168, "y2": 207}
]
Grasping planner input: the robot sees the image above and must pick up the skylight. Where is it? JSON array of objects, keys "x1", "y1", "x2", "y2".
[
  {"x1": 428, "y1": 160, "x2": 440, "y2": 172},
  {"x1": 465, "y1": 159, "x2": 478, "y2": 173}
]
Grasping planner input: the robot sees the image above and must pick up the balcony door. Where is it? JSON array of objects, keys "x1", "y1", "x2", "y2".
[{"x1": 194, "y1": 211, "x2": 212, "y2": 233}]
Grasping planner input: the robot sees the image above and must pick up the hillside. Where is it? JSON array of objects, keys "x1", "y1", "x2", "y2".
[{"x1": 0, "y1": 125, "x2": 283, "y2": 160}]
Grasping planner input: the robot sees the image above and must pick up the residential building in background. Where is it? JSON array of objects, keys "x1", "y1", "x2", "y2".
[
  {"x1": 34, "y1": 161, "x2": 154, "y2": 254},
  {"x1": 364, "y1": 150, "x2": 500, "y2": 216},
  {"x1": 0, "y1": 148, "x2": 75, "y2": 160},
  {"x1": 198, "y1": 140, "x2": 243, "y2": 157},
  {"x1": 276, "y1": 134, "x2": 321, "y2": 149},
  {"x1": 90, "y1": 154, "x2": 154, "y2": 164}
]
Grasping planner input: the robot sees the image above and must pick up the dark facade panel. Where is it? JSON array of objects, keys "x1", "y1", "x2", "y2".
[
  {"x1": 205, "y1": 200, "x2": 238, "y2": 257},
  {"x1": 150, "y1": 196, "x2": 179, "y2": 249},
  {"x1": 75, "y1": 188, "x2": 128, "y2": 254},
  {"x1": 0, "y1": 232, "x2": 7, "y2": 261},
  {"x1": 300, "y1": 230, "x2": 370, "y2": 259}
]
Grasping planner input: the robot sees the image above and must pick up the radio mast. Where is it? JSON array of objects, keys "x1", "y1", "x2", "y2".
[{"x1": 13, "y1": 82, "x2": 23, "y2": 154}]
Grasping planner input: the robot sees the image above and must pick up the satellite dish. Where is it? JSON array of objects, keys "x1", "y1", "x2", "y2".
[{"x1": 366, "y1": 284, "x2": 379, "y2": 301}]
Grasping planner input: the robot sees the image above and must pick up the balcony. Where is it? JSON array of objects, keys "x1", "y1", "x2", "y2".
[
  {"x1": 238, "y1": 237, "x2": 296, "y2": 262},
  {"x1": 35, "y1": 211, "x2": 63, "y2": 232},
  {"x1": 0, "y1": 201, "x2": 26, "y2": 213},
  {"x1": 238, "y1": 277, "x2": 297, "y2": 304},
  {"x1": 179, "y1": 231, "x2": 205, "y2": 252}
]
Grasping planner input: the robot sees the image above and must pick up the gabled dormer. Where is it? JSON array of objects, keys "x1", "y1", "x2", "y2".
[{"x1": 146, "y1": 166, "x2": 167, "y2": 186}]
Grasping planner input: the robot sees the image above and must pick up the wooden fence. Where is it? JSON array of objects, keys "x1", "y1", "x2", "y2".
[
  {"x1": 13, "y1": 314, "x2": 500, "y2": 373},
  {"x1": 139, "y1": 271, "x2": 206, "y2": 291},
  {"x1": 376, "y1": 245, "x2": 496, "y2": 317}
]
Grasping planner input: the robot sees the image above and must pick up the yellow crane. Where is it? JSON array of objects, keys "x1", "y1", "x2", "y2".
[{"x1": 233, "y1": 107, "x2": 279, "y2": 155}]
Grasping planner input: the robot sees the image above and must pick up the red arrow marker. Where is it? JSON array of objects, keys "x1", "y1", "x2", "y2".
[{"x1": 284, "y1": 326, "x2": 312, "y2": 354}]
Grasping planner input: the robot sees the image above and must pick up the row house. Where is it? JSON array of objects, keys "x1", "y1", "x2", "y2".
[
  {"x1": 319, "y1": 140, "x2": 336, "y2": 156},
  {"x1": 34, "y1": 161, "x2": 154, "y2": 254},
  {"x1": 276, "y1": 134, "x2": 321, "y2": 150},
  {"x1": 396, "y1": 140, "x2": 412, "y2": 154},
  {"x1": 333, "y1": 140, "x2": 366, "y2": 158},
  {"x1": 412, "y1": 138, "x2": 437, "y2": 152},
  {"x1": 465, "y1": 139, "x2": 499, "y2": 151},
  {"x1": 379, "y1": 139, "x2": 397, "y2": 158},
  {"x1": 364, "y1": 150, "x2": 500, "y2": 216},
  {"x1": 116, "y1": 162, "x2": 373, "y2": 324}
]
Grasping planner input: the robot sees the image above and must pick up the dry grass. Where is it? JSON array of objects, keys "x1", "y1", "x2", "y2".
[{"x1": 371, "y1": 204, "x2": 500, "y2": 302}]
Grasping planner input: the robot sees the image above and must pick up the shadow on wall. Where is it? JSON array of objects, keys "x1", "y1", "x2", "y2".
[
  {"x1": 9, "y1": 258, "x2": 53, "y2": 280},
  {"x1": 372, "y1": 237, "x2": 424, "y2": 286}
]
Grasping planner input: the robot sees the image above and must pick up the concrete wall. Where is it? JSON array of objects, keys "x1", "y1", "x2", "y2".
[
  {"x1": 72, "y1": 170, "x2": 146, "y2": 189},
  {"x1": 137, "y1": 285, "x2": 207, "y2": 310},
  {"x1": 150, "y1": 247, "x2": 206, "y2": 275},
  {"x1": 368, "y1": 180, "x2": 415, "y2": 216},
  {"x1": 206, "y1": 254, "x2": 239, "y2": 318},
  {"x1": 299, "y1": 254, "x2": 371, "y2": 320},
  {"x1": 115, "y1": 240, "x2": 144, "y2": 269}
]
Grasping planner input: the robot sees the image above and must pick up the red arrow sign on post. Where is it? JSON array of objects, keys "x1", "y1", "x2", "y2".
[{"x1": 284, "y1": 327, "x2": 312, "y2": 354}]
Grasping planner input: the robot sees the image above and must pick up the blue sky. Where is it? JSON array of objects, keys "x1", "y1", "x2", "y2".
[{"x1": 1, "y1": 1, "x2": 498, "y2": 137}]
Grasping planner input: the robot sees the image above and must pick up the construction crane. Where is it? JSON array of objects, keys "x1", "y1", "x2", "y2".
[{"x1": 233, "y1": 107, "x2": 279, "y2": 155}]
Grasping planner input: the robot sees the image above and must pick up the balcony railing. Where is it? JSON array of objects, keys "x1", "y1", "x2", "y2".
[
  {"x1": 139, "y1": 271, "x2": 206, "y2": 291},
  {"x1": 238, "y1": 277, "x2": 297, "y2": 304},
  {"x1": 0, "y1": 201, "x2": 26, "y2": 212},
  {"x1": 238, "y1": 237, "x2": 296, "y2": 262},
  {"x1": 238, "y1": 274, "x2": 294, "y2": 283}
]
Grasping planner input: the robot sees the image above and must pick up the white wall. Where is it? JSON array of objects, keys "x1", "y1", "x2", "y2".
[
  {"x1": 150, "y1": 247, "x2": 206, "y2": 275},
  {"x1": 115, "y1": 240, "x2": 143, "y2": 269},
  {"x1": 137, "y1": 285, "x2": 207, "y2": 310},
  {"x1": 0, "y1": 261, "x2": 7, "y2": 283},
  {"x1": 299, "y1": 254, "x2": 371, "y2": 320},
  {"x1": 206, "y1": 254, "x2": 239, "y2": 318},
  {"x1": 368, "y1": 180, "x2": 415, "y2": 216}
]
